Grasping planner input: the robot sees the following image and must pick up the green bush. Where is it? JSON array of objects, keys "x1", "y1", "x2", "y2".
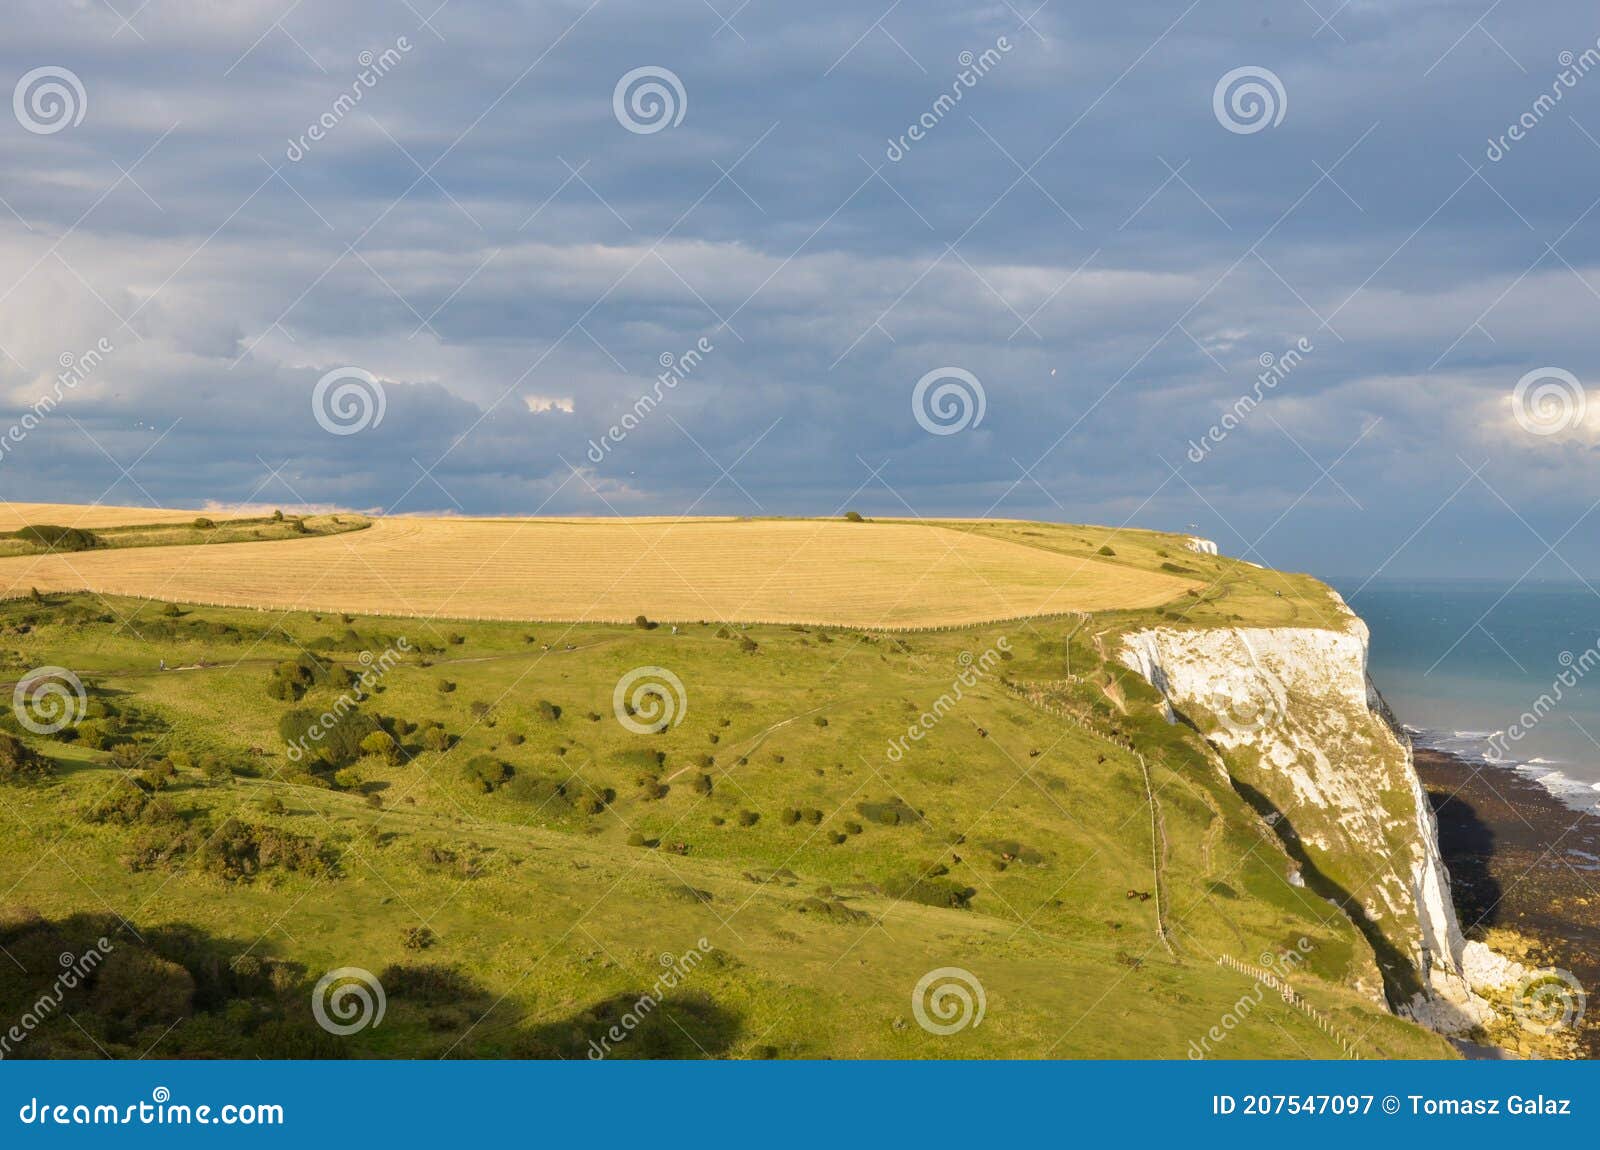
[
  {"x1": 359, "y1": 730, "x2": 400, "y2": 763},
  {"x1": 737, "y1": 810, "x2": 759, "y2": 827},
  {"x1": 91, "y1": 947, "x2": 196, "y2": 1035},
  {"x1": 0, "y1": 732, "x2": 51, "y2": 783},
  {"x1": 266, "y1": 652, "x2": 338, "y2": 701},
  {"x1": 883, "y1": 871, "x2": 975, "y2": 910},
  {"x1": 139, "y1": 760, "x2": 177, "y2": 790},
  {"x1": 197, "y1": 819, "x2": 332, "y2": 883},
  {"x1": 278, "y1": 707, "x2": 380, "y2": 770},
  {"x1": 83, "y1": 777, "x2": 167, "y2": 825},
  {"x1": 378, "y1": 963, "x2": 477, "y2": 1005},
  {"x1": 856, "y1": 798, "x2": 921, "y2": 827},
  {"x1": 12, "y1": 524, "x2": 101, "y2": 551},
  {"x1": 108, "y1": 743, "x2": 144, "y2": 771},
  {"x1": 462, "y1": 755, "x2": 512, "y2": 794},
  {"x1": 504, "y1": 774, "x2": 570, "y2": 811}
]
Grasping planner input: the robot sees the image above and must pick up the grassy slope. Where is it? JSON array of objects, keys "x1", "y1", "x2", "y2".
[
  {"x1": 949, "y1": 519, "x2": 1350, "y2": 631},
  {"x1": 0, "y1": 560, "x2": 1451, "y2": 1058}
]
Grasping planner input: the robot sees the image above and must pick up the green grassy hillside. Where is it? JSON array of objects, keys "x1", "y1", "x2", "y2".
[{"x1": 0, "y1": 554, "x2": 1452, "y2": 1058}]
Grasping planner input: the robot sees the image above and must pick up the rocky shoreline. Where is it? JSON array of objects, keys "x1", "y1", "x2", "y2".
[{"x1": 1415, "y1": 747, "x2": 1600, "y2": 1058}]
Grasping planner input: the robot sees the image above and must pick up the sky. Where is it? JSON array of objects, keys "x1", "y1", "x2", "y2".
[{"x1": 3, "y1": 0, "x2": 1600, "y2": 581}]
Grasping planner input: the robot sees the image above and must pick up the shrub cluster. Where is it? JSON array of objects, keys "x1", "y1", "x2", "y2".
[
  {"x1": 856, "y1": 798, "x2": 922, "y2": 827},
  {"x1": 0, "y1": 732, "x2": 51, "y2": 783},
  {"x1": 267, "y1": 652, "x2": 350, "y2": 701},
  {"x1": 277, "y1": 707, "x2": 382, "y2": 771},
  {"x1": 11, "y1": 524, "x2": 102, "y2": 551},
  {"x1": 462, "y1": 755, "x2": 513, "y2": 794}
]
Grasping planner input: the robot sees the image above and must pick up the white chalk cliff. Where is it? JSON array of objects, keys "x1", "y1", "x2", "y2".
[{"x1": 1118, "y1": 596, "x2": 1520, "y2": 1035}]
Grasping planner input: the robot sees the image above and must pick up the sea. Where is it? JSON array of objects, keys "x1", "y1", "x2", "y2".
[{"x1": 1335, "y1": 578, "x2": 1600, "y2": 815}]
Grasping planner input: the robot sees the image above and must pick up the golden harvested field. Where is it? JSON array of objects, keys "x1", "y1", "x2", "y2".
[
  {"x1": 0, "y1": 516, "x2": 1197, "y2": 626},
  {"x1": 0, "y1": 502, "x2": 256, "y2": 531}
]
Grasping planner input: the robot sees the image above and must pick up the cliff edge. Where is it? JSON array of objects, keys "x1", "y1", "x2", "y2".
[{"x1": 1117, "y1": 593, "x2": 1521, "y2": 1035}]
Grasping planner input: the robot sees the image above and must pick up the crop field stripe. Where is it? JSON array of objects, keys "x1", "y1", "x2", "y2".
[{"x1": 0, "y1": 518, "x2": 1197, "y2": 627}]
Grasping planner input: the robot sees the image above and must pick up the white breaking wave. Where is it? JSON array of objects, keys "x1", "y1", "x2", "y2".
[{"x1": 1410, "y1": 725, "x2": 1600, "y2": 813}]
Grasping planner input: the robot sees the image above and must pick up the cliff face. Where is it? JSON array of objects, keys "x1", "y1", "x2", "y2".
[{"x1": 1118, "y1": 598, "x2": 1515, "y2": 1034}]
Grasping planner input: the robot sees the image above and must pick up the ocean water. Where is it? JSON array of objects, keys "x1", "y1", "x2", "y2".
[{"x1": 1335, "y1": 579, "x2": 1600, "y2": 813}]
